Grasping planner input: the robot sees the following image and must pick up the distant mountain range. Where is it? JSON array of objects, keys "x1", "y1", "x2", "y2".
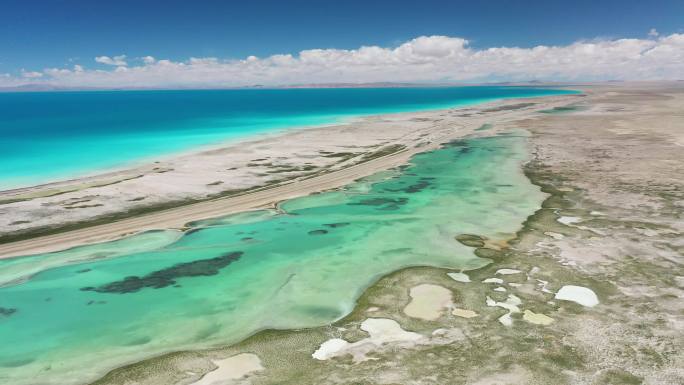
[{"x1": 0, "y1": 80, "x2": 660, "y2": 92}]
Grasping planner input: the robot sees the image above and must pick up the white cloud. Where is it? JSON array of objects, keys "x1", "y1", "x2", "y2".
[
  {"x1": 649, "y1": 28, "x2": 659, "y2": 37},
  {"x1": 94, "y1": 55, "x2": 127, "y2": 66},
  {"x1": 21, "y1": 70, "x2": 43, "y2": 78},
  {"x1": 2, "y1": 34, "x2": 684, "y2": 89}
]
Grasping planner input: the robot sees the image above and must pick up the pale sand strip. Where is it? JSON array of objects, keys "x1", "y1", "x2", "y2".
[
  {"x1": 0, "y1": 92, "x2": 583, "y2": 259},
  {"x1": 190, "y1": 353, "x2": 263, "y2": 385},
  {"x1": 0, "y1": 139, "x2": 429, "y2": 259}
]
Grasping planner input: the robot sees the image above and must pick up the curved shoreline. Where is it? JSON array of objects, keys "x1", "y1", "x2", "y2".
[
  {"x1": 1, "y1": 124, "x2": 545, "y2": 385},
  {"x1": 89, "y1": 128, "x2": 564, "y2": 385},
  {"x1": 0, "y1": 91, "x2": 581, "y2": 259}
]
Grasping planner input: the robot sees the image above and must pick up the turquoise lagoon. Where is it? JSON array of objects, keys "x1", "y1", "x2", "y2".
[
  {"x1": 0, "y1": 133, "x2": 547, "y2": 384},
  {"x1": 0, "y1": 87, "x2": 574, "y2": 189}
]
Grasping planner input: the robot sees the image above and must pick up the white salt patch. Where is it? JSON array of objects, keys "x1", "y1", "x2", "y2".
[
  {"x1": 544, "y1": 231, "x2": 565, "y2": 240},
  {"x1": 361, "y1": 318, "x2": 422, "y2": 343},
  {"x1": 496, "y1": 269, "x2": 522, "y2": 275},
  {"x1": 312, "y1": 318, "x2": 422, "y2": 361},
  {"x1": 191, "y1": 353, "x2": 263, "y2": 385},
  {"x1": 558, "y1": 216, "x2": 581, "y2": 226},
  {"x1": 312, "y1": 339, "x2": 350, "y2": 360},
  {"x1": 366, "y1": 306, "x2": 379, "y2": 313},
  {"x1": 590, "y1": 211, "x2": 605, "y2": 216},
  {"x1": 505, "y1": 295, "x2": 522, "y2": 308},
  {"x1": 536, "y1": 279, "x2": 553, "y2": 294},
  {"x1": 555, "y1": 285, "x2": 599, "y2": 307},
  {"x1": 508, "y1": 283, "x2": 522, "y2": 287},
  {"x1": 494, "y1": 287, "x2": 507, "y2": 292},
  {"x1": 498, "y1": 312, "x2": 514, "y2": 326},
  {"x1": 485, "y1": 294, "x2": 522, "y2": 326},
  {"x1": 483, "y1": 277, "x2": 504, "y2": 284},
  {"x1": 447, "y1": 272, "x2": 471, "y2": 283},
  {"x1": 430, "y1": 327, "x2": 465, "y2": 341}
]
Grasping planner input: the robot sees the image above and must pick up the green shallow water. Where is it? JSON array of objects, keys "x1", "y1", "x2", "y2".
[{"x1": 0, "y1": 133, "x2": 546, "y2": 385}]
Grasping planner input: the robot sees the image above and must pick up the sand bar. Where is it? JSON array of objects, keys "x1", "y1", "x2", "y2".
[{"x1": 0, "y1": 93, "x2": 581, "y2": 259}]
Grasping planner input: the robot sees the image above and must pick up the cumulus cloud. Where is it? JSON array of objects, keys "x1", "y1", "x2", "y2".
[
  {"x1": 94, "y1": 54, "x2": 127, "y2": 66},
  {"x1": 21, "y1": 70, "x2": 43, "y2": 78},
  {"x1": 3, "y1": 34, "x2": 684, "y2": 88},
  {"x1": 142, "y1": 56, "x2": 156, "y2": 64}
]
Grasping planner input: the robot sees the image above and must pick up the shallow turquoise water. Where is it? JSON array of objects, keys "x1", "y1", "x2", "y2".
[
  {"x1": 0, "y1": 132, "x2": 546, "y2": 384},
  {"x1": 0, "y1": 87, "x2": 574, "y2": 189}
]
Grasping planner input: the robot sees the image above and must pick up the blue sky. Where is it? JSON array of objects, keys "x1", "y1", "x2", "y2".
[
  {"x1": 0, "y1": 0, "x2": 682, "y2": 87},
  {"x1": 2, "y1": 0, "x2": 683, "y2": 73}
]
